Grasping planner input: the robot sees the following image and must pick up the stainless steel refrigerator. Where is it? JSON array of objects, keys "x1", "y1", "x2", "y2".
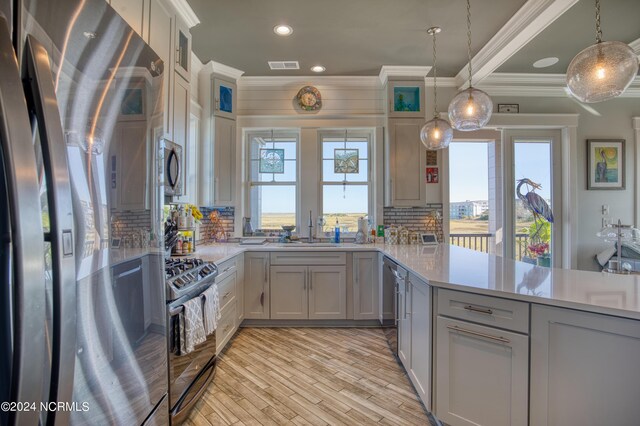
[{"x1": 0, "y1": 0, "x2": 168, "y2": 424}]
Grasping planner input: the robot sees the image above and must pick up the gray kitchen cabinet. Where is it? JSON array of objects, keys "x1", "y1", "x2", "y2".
[
  {"x1": 243, "y1": 253, "x2": 269, "y2": 319},
  {"x1": 353, "y1": 252, "x2": 379, "y2": 320},
  {"x1": 397, "y1": 269, "x2": 411, "y2": 368},
  {"x1": 308, "y1": 266, "x2": 346, "y2": 320},
  {"x1": 408, "y1": 274, "x2": 430, "y2": 409},
  {"x1": 435, "y1": 316, "x2": 528, "y2": 426},
  {"x1": 530, "y1": 305, "x2": 640, "y2": 425},
  {"x1": 270, "y1": 266, "x2": 308, "y2": 319},
  {"x1": 213, "y1": 117, "x2": 236, "y2": 206},
  {"x1": 174, "y1": 15, "x2": 191, "y2": 82},
  {"x1": 385, "y1": 119, "x2": 427, "y2": 207}
]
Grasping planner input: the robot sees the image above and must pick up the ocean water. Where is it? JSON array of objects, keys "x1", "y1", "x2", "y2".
[{"x1": 595, "y1": 169, "x2": 618, "y2": 183}]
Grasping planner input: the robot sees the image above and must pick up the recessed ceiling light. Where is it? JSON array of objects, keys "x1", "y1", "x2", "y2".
[
  {"x1": 311, "y1": 65, "x2": 326, "y2": 73},
  {"x1": 533, "y1": 57, "x2": 559, "y2": 68},
  {"x1": 274, "y1": 25, "x2": 293, "y2": 36}
]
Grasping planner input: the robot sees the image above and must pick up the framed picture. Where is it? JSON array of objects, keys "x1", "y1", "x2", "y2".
[
  {"x1": 388, "y1": 81, "x2": 424, "y2": 118},
  {"x1": 426, "y1": 167, "x2": 439, "y2": 184},
  {"x1": 587, "y1": 139, "x2": 625, "y2": 190},
  {"x1": 498, "y1": 103, "x2": 519, "y2": 113},
  {"x1": 426, "y1": 150, "x2": 438, "y2": 166}
]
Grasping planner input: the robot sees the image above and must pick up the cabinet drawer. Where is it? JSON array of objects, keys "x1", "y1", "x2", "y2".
[
  {"x1": 437, "y1": 289, "x2": 529, "y2": 334},
  {"x1": 216, "y1": 304, "x2": 236, "y2": 354},
  {"x1": 216, "y1": 257, "x2": 237, "y2": 280},
  {"x1": 217, "y1": 272, "x2": 236, "y2": 312},
  {"x1": 270, "y1": 252, "x2": 346, "y2": 265}
]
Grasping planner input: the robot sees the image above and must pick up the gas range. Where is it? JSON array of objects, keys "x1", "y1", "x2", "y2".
[{"x1": 165, "y1": 257, "x2": 218, "y2": 301}]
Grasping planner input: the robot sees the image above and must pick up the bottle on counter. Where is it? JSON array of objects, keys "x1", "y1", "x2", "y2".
[
  {"x1": 334, "y1": 219, "x2": 340, "y2": 244},
  {"x1": 176, "y1": 235, "x2": 183, "y2": 255}
]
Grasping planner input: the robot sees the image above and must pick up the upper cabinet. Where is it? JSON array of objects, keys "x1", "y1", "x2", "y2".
[
  {"x1": 147, "y1": 0, "x2": 173, "y2": 136},
  {"x1": 385, "y1": 119, "x2": 427, "y2": 207},
  {"x1": 387, "y1": 80, "x2": 425, "y2": 118},
  {"x1": 213, "y1": 77, "x2": 237, "y2": 120},
  {"x1": 174, "y1": 16, "x2": 191, "y2": 82},
  {"x1": 109, "y1": 0, "x2": 145, "y2": 36}
]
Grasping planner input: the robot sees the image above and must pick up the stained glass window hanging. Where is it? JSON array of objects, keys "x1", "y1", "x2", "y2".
[
  {"x1": 334, "y1": 149, "x2": 359, "y2": 173},
  {"x1": 259, "y1": 148, "x2": 285, "y2": 173}
]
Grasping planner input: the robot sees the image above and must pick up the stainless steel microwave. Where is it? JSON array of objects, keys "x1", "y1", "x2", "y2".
[{"x1": 164, "y1": 140, "x2": 183, "y2": 196}]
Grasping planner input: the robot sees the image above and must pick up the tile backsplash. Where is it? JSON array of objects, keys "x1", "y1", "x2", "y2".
[
  {"x1": 196, "y1": 207, "x2": 235, "y2": 243},
  {"x1": 383, "y1": 204, "x2": 444, "y2": 242}
]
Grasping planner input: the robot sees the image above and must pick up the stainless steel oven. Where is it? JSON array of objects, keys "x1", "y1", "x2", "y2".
[
  {"x1": 164, "y1": 139, "x2": 183, "y2": 196},
  {"x1": 166, "y1": 258, "x2": 218, "y2": 424}
]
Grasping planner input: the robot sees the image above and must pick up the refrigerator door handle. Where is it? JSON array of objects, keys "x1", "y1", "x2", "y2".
[
  {"x1": 22, "y1": 34, "x2": 77, "y2": 424},
  {"x1": 0, "y1": 17, "x2": 46, "y2": 426}
]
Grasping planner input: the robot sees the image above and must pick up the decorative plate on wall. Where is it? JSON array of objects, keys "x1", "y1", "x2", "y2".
[{"x1": 296, "y1": 86, "x2": 322, "y2": 111}]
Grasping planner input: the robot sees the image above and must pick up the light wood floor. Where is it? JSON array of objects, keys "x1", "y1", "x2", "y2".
[{"x1": 185, "y1": 327, "x2": 434, "y2": 426}]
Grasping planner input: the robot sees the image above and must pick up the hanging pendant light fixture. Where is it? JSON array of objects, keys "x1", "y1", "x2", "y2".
[
  {"x1": 566, "y1": 0, "x2": 639, "y2": 103},
  {"x1": 448, "y1": 0, "x2": 493, "y2": 131},
  {"x1": 421, "y1": 27, "x2": 453, "y2": 150}
]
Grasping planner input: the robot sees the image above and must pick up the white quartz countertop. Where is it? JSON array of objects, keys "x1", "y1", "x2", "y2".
[{"x1": 191, "y1": 242, "x2": 640, "y2": 320}]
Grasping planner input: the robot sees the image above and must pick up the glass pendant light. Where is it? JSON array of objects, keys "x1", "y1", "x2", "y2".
[
  {"x1": 421, "y1": 27, "x2": 453, "y2": 150},
  {"x1": 448, "y1": 0, "x2": 493, "y2": 131},
  {"x1": 566, "y1": 0, "x2": 639, "y2": 103}
]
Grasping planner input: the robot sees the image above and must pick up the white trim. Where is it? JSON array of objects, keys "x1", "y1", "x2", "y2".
[
  {"x1": 425, "y1": 77, "x2": 457, "y2": 88},
  {"x1": 190, "y1": 98, "x2": 202, "y2": 118},
  {"x1": 630, "y1": 38, "x2": 640, "y2": 58},
  {"x1": 477, "y1": 73, "x2": 640, "y2": 98},
  {"x1": 487, "y1": 113, "x2": 579, "y2": 129},
  {"x1": 238, "y1": 114, "x2": 387, "y2": 121},
  {"x1": 238, "y1": 75, "x2": 381, "y2": 89},
  {"x1": 168, "y1": 0, "x2": 200, "y2": 28},
  {"x1": 202, "y1": 60, "x2": 245, "y2": 81},
  {"x1": 379, "y1": 66, "x2": 431, "y2": 85},
  {"x1": 455, "y1": 0, "x2": 579, "y2": 88}
]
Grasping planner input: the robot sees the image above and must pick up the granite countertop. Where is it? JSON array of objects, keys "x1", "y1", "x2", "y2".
[{"x1": 188, "y1": 242, "x2": 640, "y2": 320}]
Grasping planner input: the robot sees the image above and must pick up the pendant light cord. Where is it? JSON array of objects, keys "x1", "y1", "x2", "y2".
[
  {"x1": 466, "y1": 0, "x2": 473, "y2": 88},
  {"x1": 432, "y1": 30, "x2": 438, "y2": 118},
  {"x1": 595, "y1": 0, "x2": 602, "y2": 44}
]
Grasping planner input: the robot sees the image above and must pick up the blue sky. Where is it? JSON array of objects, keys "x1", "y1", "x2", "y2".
[{"x1": 450, "y1": 141, "x2": 551, "y2": 202}]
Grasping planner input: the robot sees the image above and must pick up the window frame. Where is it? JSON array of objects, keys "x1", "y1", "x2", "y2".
[
  {"x1": 318, "y1": 129, "x2": 373, "y2": 235},
  {"x1": 245, "y1": 130, "x2": 300, "y2": 232}
]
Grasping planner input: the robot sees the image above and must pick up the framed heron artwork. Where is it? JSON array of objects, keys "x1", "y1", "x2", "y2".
[{"x1": 587, "y1": 139, "x2": 625, "y2": 190}]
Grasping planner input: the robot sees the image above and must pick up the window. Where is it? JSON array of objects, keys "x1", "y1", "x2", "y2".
[
  {"x1": 247, "y1": 131, "x2": 298, "y2": 232},
  {"x1": 320, "y1": 131, "x2": 371, "y2": 234}
]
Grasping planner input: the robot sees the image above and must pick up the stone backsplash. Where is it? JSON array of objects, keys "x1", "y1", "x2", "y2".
[{"x1": 383, "y1": 204, "x2": 444, "y2": 242}]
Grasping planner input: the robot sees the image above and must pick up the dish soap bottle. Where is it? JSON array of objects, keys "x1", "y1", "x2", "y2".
[{"x1": 334, "y1": 219, "x2": 340, "y2": 244}]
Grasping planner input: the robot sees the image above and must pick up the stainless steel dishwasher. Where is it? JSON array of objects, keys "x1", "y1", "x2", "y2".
[{"x1": 382, "y1": 256, "x2": 406, "y2": 357}]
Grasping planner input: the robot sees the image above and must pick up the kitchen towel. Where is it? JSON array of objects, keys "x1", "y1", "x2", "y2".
[
  {"x1": 202, "y1": 284, "x2": 221, "y2": 335},
  {"x1": 179, "y1": 296, "x2": 207, "y2": 355}
]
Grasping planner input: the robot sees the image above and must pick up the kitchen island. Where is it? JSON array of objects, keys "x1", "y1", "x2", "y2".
[{"x1": 188, "y1": 242, "x2": 640, "y2": 425}]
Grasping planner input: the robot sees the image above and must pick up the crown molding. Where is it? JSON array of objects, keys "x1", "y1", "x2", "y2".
[
  {"x1": 169, "y1": 0, "x2": 200, "y2": 28},
  {"x1": 238, "y1": 75, "x2": 381, "y2": 89},
  {"x1": 455, "y1": 0, "x2": 579, "y2": 89},
  {"x1": 379, "y1": 66, "x2": 431, "y2": 84},
  {"x1": 425, "y1": 77, "x2": 457, "y2": 88},
  {"x1": 477, "y1": 73, "x2": 640, "y2": 98},
  {"x1": 202, "y1": 61, "x2": 245, "y2": 81}
]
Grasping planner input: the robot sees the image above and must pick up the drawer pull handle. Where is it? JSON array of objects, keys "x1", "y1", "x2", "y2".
[
  {"x1": 464, "y1": 305, "x2": 493, "y2": 315},
  {"x1": 224, "y1": 292, "x2": 231, "y2": 299},
  {"x1": 447, "y1": 325, "x2": 510, "y2": 344}
]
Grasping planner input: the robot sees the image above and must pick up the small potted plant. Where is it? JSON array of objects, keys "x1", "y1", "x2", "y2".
[{"x1": 526, "y1": 219, "x2": 551, "y2": 267}]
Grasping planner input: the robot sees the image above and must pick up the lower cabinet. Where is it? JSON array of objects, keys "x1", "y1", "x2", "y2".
[
  {"x1": 215, "y1": 256, "x2": 241, "y2": 354},
  {"x1": 434, "y1": 316, "x2": 528, "y2": 426},
  {"x1": 530, "y1": 305, "x2": 640, "y2": 425},
  {"x1": 244, "y1": 253, "x2": 269, "y2": 319},
  {"x1": 397, "y1": 269, "x2": 411, "y2": 368},
  {"x1": 270, "y1": 265, "x2": 346, "y2": 320},
  {"x1": 408, "y1": 274, "x2": 430, "y2": 409},
  {"x1": 352, "y1": 252, "x2": 379, "y2": 320}
]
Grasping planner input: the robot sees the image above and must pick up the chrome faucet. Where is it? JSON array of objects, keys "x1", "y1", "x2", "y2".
[{"x1": 308, "y1": 210, "x2": 314, "y2": 243}]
